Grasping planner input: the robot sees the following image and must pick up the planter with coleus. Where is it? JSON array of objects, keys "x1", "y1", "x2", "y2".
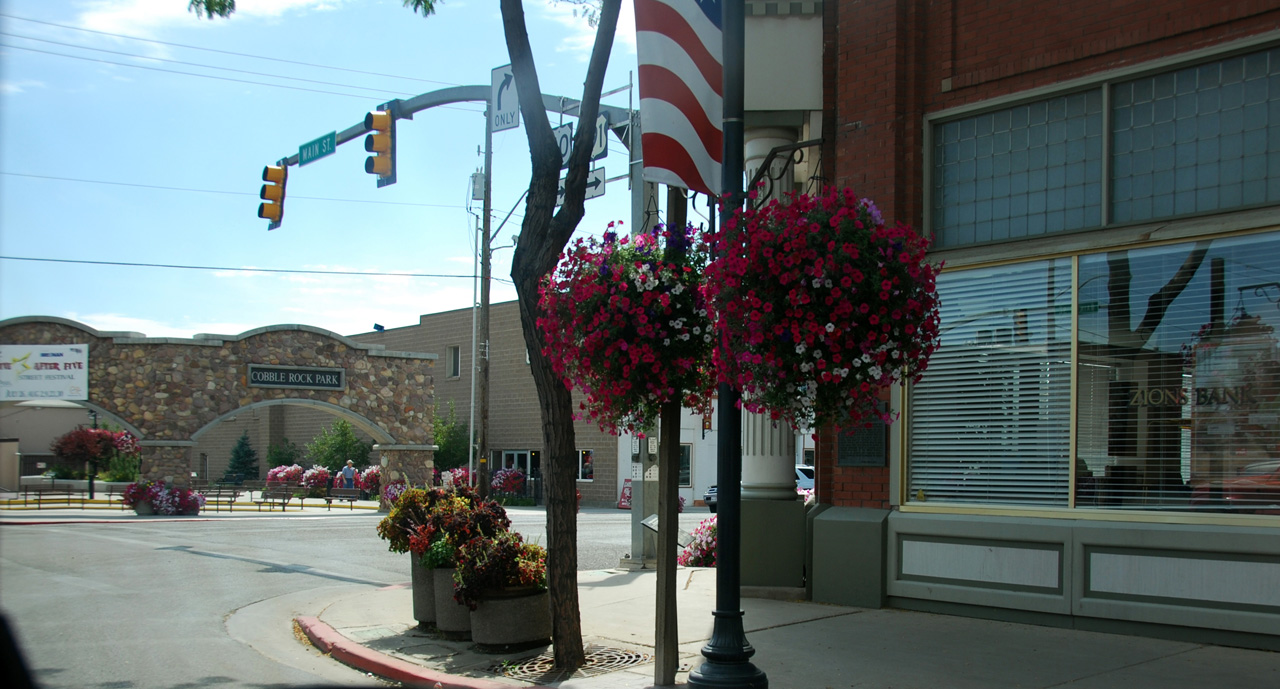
[
  {"x1": 454, "y1": 530, "x2": 551, "y2": 650},
  {"x1": 376, "y1": 487, "x2": 449, "y2": 626},
  {"x1": 705, "y1": 187, "x2": 943, "y2": 431}
]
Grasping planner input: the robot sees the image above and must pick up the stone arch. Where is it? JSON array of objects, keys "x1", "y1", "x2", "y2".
[
  {"x1": 190, "y1": 399, "x2": 396, "y2": 445},
  {"x1": 0, "y1": 316, "x2": 437, "y2": 488}
]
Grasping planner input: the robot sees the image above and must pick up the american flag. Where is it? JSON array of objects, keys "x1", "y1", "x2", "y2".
[{"x1": 635, "y1": 0, "x2": 723, "y2": 196}]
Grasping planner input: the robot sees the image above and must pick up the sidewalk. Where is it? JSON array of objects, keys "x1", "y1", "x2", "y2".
[
  {"x1": 305, "y1": 567, "x2": 1280, "y2": 689},
  {"x1": 5, "y1": 504, "x2": 1278, "y2": 688},
  {"x1": 0, "y1": 490, "x2": 382, "y2": 518}
]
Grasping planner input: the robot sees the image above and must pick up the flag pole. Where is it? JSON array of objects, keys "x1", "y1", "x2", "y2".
[{"x1": 688, "y1": 0, "x2": 767, "y2": 685}]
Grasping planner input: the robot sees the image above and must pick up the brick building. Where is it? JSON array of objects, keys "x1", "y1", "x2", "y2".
[
  {"x1": 808, "y1": 0, "x2": 1280, "y2": 647},
  {"x1": 351, "y1": 300, "x2": 625, "y2": 508}
]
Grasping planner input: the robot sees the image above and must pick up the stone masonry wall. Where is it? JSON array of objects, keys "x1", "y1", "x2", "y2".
[{"x1": 0, "y1": 320, "x2": 436, "y2": 474}]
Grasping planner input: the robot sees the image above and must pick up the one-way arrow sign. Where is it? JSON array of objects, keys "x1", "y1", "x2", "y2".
[{"x1": 556, "y1": 167, "x2": 607, "y2": 207}]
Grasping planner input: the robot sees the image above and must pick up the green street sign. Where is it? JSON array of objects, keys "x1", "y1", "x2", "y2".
[{"x1": 299, "y1": 131, "x2": 336, "y2": 167}]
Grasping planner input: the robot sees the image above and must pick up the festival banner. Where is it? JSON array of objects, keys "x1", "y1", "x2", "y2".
[{"x1": 0, "y1": 344, "x2": 89, "y2": 400}]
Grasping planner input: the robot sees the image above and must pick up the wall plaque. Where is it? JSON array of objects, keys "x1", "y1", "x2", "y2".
[{"x1": 837, "y1": 404, "x2": 888, "y2": 467}]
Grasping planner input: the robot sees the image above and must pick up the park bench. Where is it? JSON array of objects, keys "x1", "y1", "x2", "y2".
[
  {"x1": 324, "y1": 487, "x2": 362, "y2": 510},
  {"x1": 255, "y1": 485, "x2": 296, "y2": 512},
  {"x1": 200, "y1": 487, "x2": 239, "y2": 513},
  {"x1": 23, "y1": 484, "x2": 82, "y2": 509}
]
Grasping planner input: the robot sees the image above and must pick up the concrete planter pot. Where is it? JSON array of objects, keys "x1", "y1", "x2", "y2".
[
  {"x1": 409, "y1": 557, "x2": 435, "y2": 627},
  {"x1": 470, "y1": 588, "x2": 552, "y2": 651},
  {"x1": 133, "y1": 501, "x2": 155, "y2": 516},
  {"x1": 432, "y1": 567, "x2": 470, "y2": 640}
]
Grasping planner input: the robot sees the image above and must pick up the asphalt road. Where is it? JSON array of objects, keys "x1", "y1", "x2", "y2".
[{"x1": 0, "y1": 506, "x2": 716, "y2": 689}]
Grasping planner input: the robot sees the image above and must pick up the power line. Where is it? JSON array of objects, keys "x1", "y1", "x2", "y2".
[
  {"x1": 0, "y1": 255, "x2": 485, "y2": 280},
  {"x1": 1, "y1": 43, "x2": 390, "y2": 100},
  {"x1": 0, "y1": 172, "x2": 468, "y2": 209},
  {"x1": 0, "y1": 12, "x2": 460, "y2": 87},
  {"x1": 0, "y1": 31, "x2": 415, "y2": 98}
]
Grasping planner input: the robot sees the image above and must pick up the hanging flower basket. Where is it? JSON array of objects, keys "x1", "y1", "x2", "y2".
[
  {"x1": 705, "y1": 187, "x2": 942, "y2": 430},
  {"x1": 538, "y1": 222, "x2": 716, "y2": 434}
]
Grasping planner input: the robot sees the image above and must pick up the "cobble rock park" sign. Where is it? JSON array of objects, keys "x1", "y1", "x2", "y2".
[{"x1": 247, "y1": 364, "x2": 345, "y2": 391}]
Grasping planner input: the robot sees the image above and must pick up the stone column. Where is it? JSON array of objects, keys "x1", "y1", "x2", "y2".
[
  {"x1": 744, "y1": 126, "x2": 799, "y2": 200},
  {"x1": 139, "y1": 442, "x2": 194, "y2": 488},
  {"x1": 741, "y1": 413, "x2": 798, "y2": 500},
  {"x1": 740, "y1": 414, "x2": 805, "y2": 589},
  {"x1": 376, "y1": 444, "x2": 436, "y2": 504}
]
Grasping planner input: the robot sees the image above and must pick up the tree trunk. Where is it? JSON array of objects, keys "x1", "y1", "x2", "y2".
[{"x1": 500, "y1": 0, "x2": 621, "y2": 671}]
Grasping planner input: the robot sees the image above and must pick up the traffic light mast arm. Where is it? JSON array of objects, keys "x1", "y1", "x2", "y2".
[{"x1": 269, "y1": 88, "x2": 634, "y2": 169}]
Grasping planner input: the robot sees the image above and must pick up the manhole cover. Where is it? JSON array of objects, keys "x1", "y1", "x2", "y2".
[{"x1": 493, "y1": 644, "x2": 652, "y2": 684}]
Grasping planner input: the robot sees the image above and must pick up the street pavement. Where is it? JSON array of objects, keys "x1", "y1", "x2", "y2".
[{"x1": 3, "y1": 500, "x2": 1279, "y2": 689}]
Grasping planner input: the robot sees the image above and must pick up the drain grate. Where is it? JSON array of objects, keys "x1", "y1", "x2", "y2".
[{"x1": 493, "y1": 644, "x2": 652, "y2": 684}]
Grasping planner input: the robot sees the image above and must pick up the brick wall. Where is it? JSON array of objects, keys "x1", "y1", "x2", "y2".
[
  {"x1": 831, "y1": 0, "x2": 1280, "y2": 234},
  {"x1": 821, "y1": 1, "x2": 1280, "y2": 508}
]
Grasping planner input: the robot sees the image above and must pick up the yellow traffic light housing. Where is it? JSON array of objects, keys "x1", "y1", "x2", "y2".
[
  {"x1": 364, "y1": 107, "x2": 396, "y2": 187},
  {"x1": 258, "y1": 164, "x2": 287, "y2": 230}
]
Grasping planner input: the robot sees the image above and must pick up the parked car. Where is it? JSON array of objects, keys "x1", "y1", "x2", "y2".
[
  {"x1": 705, "y1": 467, "x2": 814, "y2": 513},
  {"x1": 1190, "y1": 460, "x2": 1280, "y2": 514},
  {"x1": 796, "y1": 465, "x2": 815, "y2": 491}
]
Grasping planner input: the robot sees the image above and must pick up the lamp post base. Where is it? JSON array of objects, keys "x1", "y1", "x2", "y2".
[
  {"x1": 688, "y1": 660, "x2": 769, "y2": 688},
  {"x1": 687, "y1": 610, "x2": 769, "y2": 688}
]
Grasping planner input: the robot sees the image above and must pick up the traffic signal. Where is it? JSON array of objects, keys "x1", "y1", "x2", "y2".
[
  {"x1": 364, "y1": 107, "x2": 396, "y2": 187},
  {"x1": 258, "y1": 164, "x2": 287, "y2": 230}
]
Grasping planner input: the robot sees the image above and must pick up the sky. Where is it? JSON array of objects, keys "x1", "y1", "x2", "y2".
[{"x1": 0, "y1": 0, "x2": 650, "y2": 339}]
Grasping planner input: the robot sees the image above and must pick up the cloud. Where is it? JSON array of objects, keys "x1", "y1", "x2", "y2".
[
  {"x1": 75, "y1": 0, "x2": 345, "y2": 38},
  {"x1": 538, "y1": 1, "x2": 637, "y2": 60},
  {"x1": 62, "y1": 311, "x2": 258, "y2": 339},
  {"x1": 0, "y1": 79, "x2": 46, "y2": 95}
]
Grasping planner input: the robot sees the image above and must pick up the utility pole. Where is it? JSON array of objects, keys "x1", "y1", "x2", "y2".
[{"x1": 478, "y1": 103, "x2": 495, "y2": 499}]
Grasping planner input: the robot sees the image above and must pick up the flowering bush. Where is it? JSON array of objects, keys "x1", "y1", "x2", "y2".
[
  {"x1": 539, "y1": 222, "x2": 716, "y2": 434},
  {"x1": 51, "y1": 427, "x2": 141, "y2": 480},
  {"x1": 122, "y1": 480, "x2": 205, "y2": 515},
  {"x1": 357, "y1": 465, "x2": 381, "y2": 492},
  {"x1": 452, "y1": 531, "x2": 547, "y2": 610},
  {"x1": 382, "y1": 479, "x2": 407, "y2": 506},
  {"x1": 440, "y1": 466, "x2": 470, "y2": 488},
  {"x1": 122, "y1": 480, "x2": 161, "y2": 507},
  {"x1": 302, "y1": 465, "x2": 331, "y2": 489},
  {"x1": 490, "y1": 467, "x2": 526, "y2": 495},
  {"x1": 158, "y1": 486, "x2": 206, "y2": 515},
  {"x1": 706, "y1": 187, "x2": 942, "y2": 430},
  {"x1": 678, "y1": 515, "x2": 717, "y2": 567},
  {"x1": 797, "y1": 487, "x2": 815, "y2": 506},
  {"x1": 266, "y1": 464, "x2": 303, "y2": 485}
]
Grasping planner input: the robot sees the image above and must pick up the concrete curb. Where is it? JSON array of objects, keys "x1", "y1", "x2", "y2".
[{"x1": 294, "y1": 616, "x2": 514, "y2": 689}]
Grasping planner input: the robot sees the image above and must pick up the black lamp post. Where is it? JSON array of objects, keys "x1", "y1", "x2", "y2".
[
  {"x1": 688, "y1": 2, "x2": 767, "y2": 686},
  {"x1": 87, "y1": 409, "x2": 98, "y2": 500}
]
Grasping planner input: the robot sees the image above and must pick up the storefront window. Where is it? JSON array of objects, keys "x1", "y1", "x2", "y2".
[
  {"x1": 1076, "y1": 232, "x2": 1280, "y2": 512},
  {"x1": 578, "y1": 450, "x2": 594, "y2": 481},
  {"x1": 908, "y1": 231, "x2": 1280, "y2": 516},
  {"x1": 908, "y1": 259, "x2": 1073, "y2": 506}
]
